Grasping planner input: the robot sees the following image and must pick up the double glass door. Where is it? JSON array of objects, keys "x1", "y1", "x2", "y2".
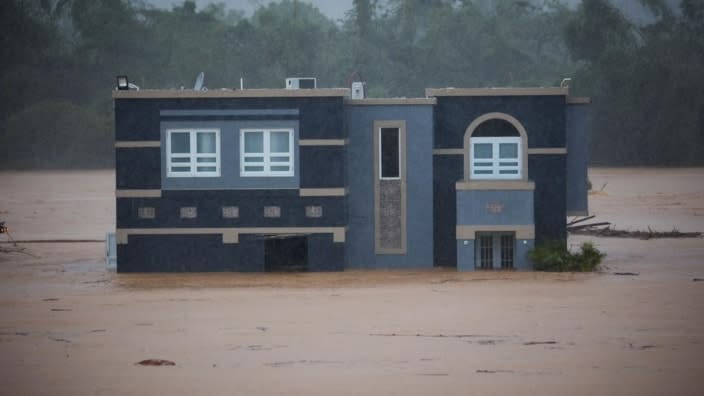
[{"x1": 476, "y1": 232, "x2": 515, "y2": 270}]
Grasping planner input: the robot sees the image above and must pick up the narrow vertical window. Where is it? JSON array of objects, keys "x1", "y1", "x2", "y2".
[
  {"x1": 379, "y1": 127, "x2": 400, "y2": 179},
  {"x1": 374, "y1": 121, "x2": 407, "y2": 254}
]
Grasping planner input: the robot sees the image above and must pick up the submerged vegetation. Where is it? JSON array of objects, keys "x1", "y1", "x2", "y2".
[
  {"x1": 1, "y1": 0, "x2": 702, "y2": 168},
  {"x1": 529, "y1": 241, "x2": 605, "y2": 272}
]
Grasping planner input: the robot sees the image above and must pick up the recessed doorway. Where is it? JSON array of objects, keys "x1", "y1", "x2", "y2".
[{"x1": 264, "y1": 235, "x2": 308, "y2": 272}]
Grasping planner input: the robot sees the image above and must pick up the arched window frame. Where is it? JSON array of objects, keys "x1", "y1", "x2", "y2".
[{"x1": 463, "y1": 112, "x2": 528, "y2": 181}]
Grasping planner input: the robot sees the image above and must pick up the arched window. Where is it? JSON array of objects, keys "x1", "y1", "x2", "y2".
[{"x1": 463, "y1": 113, "x2": 528, "y2": 181}]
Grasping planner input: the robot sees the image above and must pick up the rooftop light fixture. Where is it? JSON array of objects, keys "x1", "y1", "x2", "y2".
[{"x1": 116, "y1": 75, "x2": 129, "y2": 90}]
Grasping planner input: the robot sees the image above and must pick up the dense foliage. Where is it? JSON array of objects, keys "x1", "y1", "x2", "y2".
[
  {"x1": 528, "y1": 241, "x2": 605, "y2": 272},
  {"x1": 0, "y1": 0, "x2": 701, "y2": 168}
]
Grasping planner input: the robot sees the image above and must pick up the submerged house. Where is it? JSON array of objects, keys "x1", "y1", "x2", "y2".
[{"x1": 113, "y1": 79, "x2": 589, "y2": 272}]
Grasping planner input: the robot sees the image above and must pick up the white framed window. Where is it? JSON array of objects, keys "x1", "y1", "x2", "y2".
[
  {"x1": 166, "y1": 129, "x2": 220, "y2": 177},
  {"x1": 240, "y1": 129, "x2": 294, "y2": 177},
  {"x1": 470, "y1": 136, "x2": 521, "y2": 179},
  {"x1": 379, "y1": 127, "x2": 401, "y2": 180}
]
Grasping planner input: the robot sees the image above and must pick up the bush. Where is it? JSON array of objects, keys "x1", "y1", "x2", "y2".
[{"x1": 529, "y1": 241, "x2": 605, "y2": 272}]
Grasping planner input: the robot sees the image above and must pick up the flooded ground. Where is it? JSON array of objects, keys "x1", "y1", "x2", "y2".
[{"x1": 0, "y1": 168, "x2": 703, "y2": 395}]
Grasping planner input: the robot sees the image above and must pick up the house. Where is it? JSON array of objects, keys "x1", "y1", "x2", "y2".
[{"x1": 112, "y1": 80, "x2": 589, "y2": 272}]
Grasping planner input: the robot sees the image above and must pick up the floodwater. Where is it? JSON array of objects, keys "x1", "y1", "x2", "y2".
[{"x1": 0, "y1": 168, "x2": 703, "y2": 395}]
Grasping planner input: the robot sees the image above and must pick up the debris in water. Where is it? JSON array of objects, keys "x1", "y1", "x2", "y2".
[
  {"x1": 136, "y1": 359, "x2": 175, "y2": 366},
  {"x1": 523, "y1": 341, "x2": 557, "y2": 345},
  {"x1": 614, "y1": 272, "x2": 639, "y2": 276}
]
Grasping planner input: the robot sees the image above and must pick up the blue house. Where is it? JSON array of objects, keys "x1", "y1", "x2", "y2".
[{"x1": 113, "y1": 81, "x2": 589, "y2": 272}]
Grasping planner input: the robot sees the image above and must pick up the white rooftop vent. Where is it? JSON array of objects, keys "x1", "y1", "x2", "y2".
[{"x1": 286, "y1": 77, "x2": 317, "y2": 89}]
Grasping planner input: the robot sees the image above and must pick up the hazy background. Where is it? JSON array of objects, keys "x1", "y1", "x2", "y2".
[{"x1": 0, "y1": 0, "x2": 701, "y2": 169}]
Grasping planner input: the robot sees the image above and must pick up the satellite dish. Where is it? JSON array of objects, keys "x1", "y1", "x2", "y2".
[{"x1": 194, "y1": 72, "x2": 205, "y2": 90}]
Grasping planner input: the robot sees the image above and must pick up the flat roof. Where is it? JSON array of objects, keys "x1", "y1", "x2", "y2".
[
  {"x1": 345, "y1": 98, "x2": 436, "y2": 106},
  {"x1": 112, "y1": 88, "x2": 350, "y2": 99},
  {"x1": 425, "y1": 87, "x2": 569, "y2": 97}
]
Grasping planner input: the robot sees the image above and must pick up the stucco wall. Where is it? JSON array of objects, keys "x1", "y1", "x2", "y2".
[
  {"x1": 566, "y1": 104, "x2": 590, "y2": 215},
  {"x1": 345, "y1": 104, "x2": 434, "y2": 269}
]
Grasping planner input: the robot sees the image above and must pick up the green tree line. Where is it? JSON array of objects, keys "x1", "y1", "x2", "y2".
[{"x1": 0, "y1": 0, "x2": 702, "y2": 168}]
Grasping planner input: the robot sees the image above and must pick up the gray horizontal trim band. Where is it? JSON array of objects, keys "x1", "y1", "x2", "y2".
[
  {"x1": 115, "y1": 141, "x2": 160, "y2": 148},
  {"x1": 113, "y1": 88, "x2": 350, "y2": 99},
  {"x1": 116, "y1": 189, "x2": 162, "y2": 198},
  {"x1": 299, "y1": 139, "x2": 347, "y2": 146},
  {"x1": 433, "y1": 148, "x2": 464, "y2": 155},
  {"x1": 116, "y1": 227, "x2": 346, "y2": 244},
  {"x1": 160, "y1": 109, "x2": 299, "y2": 116},
  {"x1": 527, "y1": 147, "x2": 567, "y2": 155},
  {"x1": 426, "y1": 87, "x2": 568, "y2": 97},
  {"x1": 456, "y1": 181, "x2": 535, "y2": 191},
  {"x1": 456, "y1": 225, "x2": 535, "y2": 240},
  {"x1": 345, "y1": 98, "x2": 436, "y2": 105},
  {"x1": 567, "y1": 97, "x2": 591, "y2": 104},
  {"x1": 299, "y1": 188, "x2": 347, "y2": 197}
]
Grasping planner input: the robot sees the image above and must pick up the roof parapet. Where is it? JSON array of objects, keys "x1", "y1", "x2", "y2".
[
  {"x1": 425, "y1": 87, "x2": 569, "y2": 97},
  {"x1": 112, "y1": 88, "x2": 350, "y2": 99}
]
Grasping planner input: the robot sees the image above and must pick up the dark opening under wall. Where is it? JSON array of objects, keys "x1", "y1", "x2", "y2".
[{"x1": 264, "y1": 235, "x2": 308, "y2": 272}]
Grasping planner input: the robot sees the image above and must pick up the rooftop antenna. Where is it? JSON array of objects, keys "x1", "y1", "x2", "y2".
[{"x1": 194, "y1": 72, "x2": 205, "y2": 90}]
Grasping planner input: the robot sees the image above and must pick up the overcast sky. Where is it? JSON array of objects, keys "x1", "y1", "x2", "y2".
[{"x1": 147, "y1": 0, "x2": 355, "y2": 21}]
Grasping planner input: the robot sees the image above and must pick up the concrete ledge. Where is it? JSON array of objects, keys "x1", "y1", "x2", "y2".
[
  {"x1": 115, "y1": 141, "x2": 161, "y2": 148},
  {"x1": 113, "y1": 88, "x2": 350, "y2": 99},
  {"x1": 345, "y1": 98, "x2": 436, "y2": 106},
  {"x1": 116, "y1": 189, "x2": 162, "y2": 198},
  {"x1": 432, "y1": 148, "x2": 464, "y2": 155},
  {"x1": 117, "y1": 227, "x2": 346, "y2": 244},
  {"x1": 455, "y1": 181, "x2": 535, "y2": 191},
  {"x1": 299, "y1": 139, "x2": 347, "y2": 146},
  {"x1": 299, "y1": 188, "x2": 347, "y2": 197},
  {"x1": 426, "y1": 87, "x2": 568, "y2": 97},
  {"x1": 456, "y1": 225, "x2": 535, "y2": 240},
  {"x1": 527, "y1": 147, "x2": 567, "y2": 155}
]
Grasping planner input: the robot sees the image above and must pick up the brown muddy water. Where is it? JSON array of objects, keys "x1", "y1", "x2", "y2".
[{"x1": 0, "y1": 168, "x2": 703, "y2": 395}]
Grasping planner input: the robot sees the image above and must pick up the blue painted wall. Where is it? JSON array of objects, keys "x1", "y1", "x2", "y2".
[
  {"x1": 456, "y1": 190, "x2": 534, "y2": 226},
  {"x1": 433, "y1": 154, "x2": 463, "y2": 266},
  {"x1": 566, "y1": 104, "x2": 590, "y2": 215},
  {"x1": 117, "y1": 190, "x2": 346, "y2": 228},
  {"x1": 116, "y1": 147, "x2": 161, "y2": 189},
  {"x1": 433, "y1": 96, "x2": 566, "y2": 149},
  {"x1": 456, "y1": 239, "x2": 475, "y2": 271},
  {"x1": 117, "y1": 234, "x2": 264, "y2": 272},
  {"x1": 114, "y1": 95, "x2": 347, "y2": 272},
  {"x1": 528, "y1": 154, "x2": 566, "y2": 243},
  {"x1": 115, "y1": 97, "x2": 345, "y2": 141},
  {"x1": 433, "y1": 95, "x2": 568, "y2": 267},
  {"x1": 345, "y1": 105, "x2": 434, "y2": 269}
]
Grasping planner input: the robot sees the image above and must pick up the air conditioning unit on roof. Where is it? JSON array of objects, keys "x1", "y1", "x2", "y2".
[{"x1": 286, "y1": 77, "x2": 317, "y2": 89}]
